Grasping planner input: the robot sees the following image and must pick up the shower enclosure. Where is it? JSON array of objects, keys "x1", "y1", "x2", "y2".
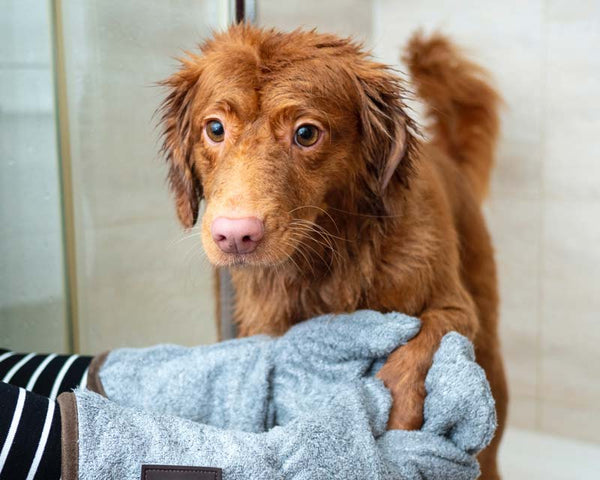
[{"x1": 1, "y1": 0, "x2": 229, "y2": 354}]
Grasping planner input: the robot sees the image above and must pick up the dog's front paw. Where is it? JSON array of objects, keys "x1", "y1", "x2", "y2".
[
  {"x1": 376, "y1": 344, "x2": 431, "y2": 431},
  {"x1": 385, "y1": 378, "x2": 426, "y2": 430}
]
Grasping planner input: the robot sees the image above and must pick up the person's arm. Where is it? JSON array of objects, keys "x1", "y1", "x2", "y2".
[
  {"x1": 0, "y1": 348, "x2": 91, "y2": 398},
  {"x1": 0, "y1": 382, "x2": 62, "y2": 479}
]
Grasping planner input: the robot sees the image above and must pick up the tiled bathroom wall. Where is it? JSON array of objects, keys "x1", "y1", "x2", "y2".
[
  {"x1": 372, "y1": 0, "x2": 600, "y2": 443},
  {"x1": 258, "y1": 0, "x2": 372, "y2": 39}
]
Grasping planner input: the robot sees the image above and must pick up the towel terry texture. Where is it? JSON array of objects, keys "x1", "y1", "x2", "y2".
[{"x1": 70, "y1": 311, "x2": 496, "y2": 479}]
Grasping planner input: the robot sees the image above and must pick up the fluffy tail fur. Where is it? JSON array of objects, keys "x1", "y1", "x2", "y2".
[{"x1": 404, "y1": 32, "x2": 501, "y2": 202}]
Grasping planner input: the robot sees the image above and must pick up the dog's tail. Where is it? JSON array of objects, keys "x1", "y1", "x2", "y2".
[{"x1": 404, "y1": 32, "x2": 501, "y2": 202}]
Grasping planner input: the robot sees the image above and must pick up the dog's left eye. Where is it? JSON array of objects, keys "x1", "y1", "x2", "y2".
[
  {"x1": 206, "y1": 120, "x2": 225, "y2": 143},
  {"x1": 294, "y1": 124, "x2": 320, "y2": 147}
]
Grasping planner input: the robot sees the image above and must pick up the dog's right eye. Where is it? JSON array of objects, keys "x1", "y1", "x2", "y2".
[
  {"x1": 294, "y1": 124, "x2": 320, "y2": 147},
  {"x1": 206, "y1": 120, "x2": 225, "y2": 143}
]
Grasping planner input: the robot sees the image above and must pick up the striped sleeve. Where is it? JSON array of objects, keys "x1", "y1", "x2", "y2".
[
  {"x1": 0, "y1": 383, "x2": 61, "y2": 480},
  {"x1": 1, "y1": 351, "x2": 92, "y2": 397}
]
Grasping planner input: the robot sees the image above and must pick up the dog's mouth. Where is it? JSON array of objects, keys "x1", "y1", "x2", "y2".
[
  {"x1": 201, "y1": 214, "x2": 334, "y2": 270},
  {"x1": 203, "y1": 241, "x2": 299, "y2": 269},
  {"x1": 210, "y1": 250, "x2": 287, "y2": 268}
]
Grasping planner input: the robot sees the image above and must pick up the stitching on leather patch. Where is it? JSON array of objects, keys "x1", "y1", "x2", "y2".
[{"x1": 141, "y1": 464, "x2": 222, "y2": 480}]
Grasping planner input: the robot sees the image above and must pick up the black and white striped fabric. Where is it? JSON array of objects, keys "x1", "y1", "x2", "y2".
[
  {"x1": 0, "y1": 349, "x2": 93, "y2": 478},
  {"x1": 0, "y1": 382, "x2": 61, "y2": 479},
  {"x1": 0, "y1": 349, "x2": 92, "y2": 399}
]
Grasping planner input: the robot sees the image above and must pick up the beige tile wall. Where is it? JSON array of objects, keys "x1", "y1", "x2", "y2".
[
  {"x1": 258, "y1": 0, "x2": 372, "y2": 39},
  {"x1": 372, "y1": 0, "x2": 600, "y2": 443}
]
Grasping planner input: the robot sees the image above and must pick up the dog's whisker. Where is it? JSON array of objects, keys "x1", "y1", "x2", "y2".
[
  {"x1": 287, "y1": 229, "x2": 336, "y2": 272},
  {"x1": 286, "y1": 233, "x2": 326, "y2": 275},
  {"x1": 287, "y1": 229, "x2": 340, "y2": 267},
  {"x1": 325, "y1": 206, "x2": 403, "y2": 219},
  {"x1": 280, "y1": 236, "x2": 315, "y2": 276},
  {"x1": 183, "y1": 240, "x2": 209, "y2": 268},
  {"x1": 291, "y1": 218, "x2": 350, "y2": 244},
  {"x1": 168, "y1": 229, "x2": 204, "y2": 247},
  {"x1": 288, "y1": 222, "x2": 343, "y2": 264},
  {"x1": 285, "y1": 236, "x2": 316, "y2": 275},
  {"x1": 288, "y1": 229, "x2": 331, "y2": 262},
  {"x1": 287, "y1": 205, "x2": 340, "y2": 233},
  {"x1": 279, "y1": 242, "x2": 303, "y2": 275},
  {"x1": 297, "y1": 240, "x2": 333, "y2": 273}
]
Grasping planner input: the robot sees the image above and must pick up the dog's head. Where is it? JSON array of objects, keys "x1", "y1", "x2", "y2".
[{"x1": 159, "y1": 24, "x2": 416, "y2": 268}]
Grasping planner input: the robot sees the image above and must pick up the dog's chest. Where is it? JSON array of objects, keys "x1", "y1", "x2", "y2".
[{"x1": 231, "y1": 264, "x2": 423, "y2": 337}]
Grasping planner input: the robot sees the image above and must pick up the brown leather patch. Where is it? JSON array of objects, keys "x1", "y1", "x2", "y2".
[{"x1": 141, "y1": 465, "x2": 222, "y2": 480}]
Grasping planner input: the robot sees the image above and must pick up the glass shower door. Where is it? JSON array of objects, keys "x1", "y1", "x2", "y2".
[
  {"x1": 1, "y1": 0, "x2": 228, "y2": 355},
  {"x1": 0, "y1": 1, "x2": 68, "y2": 353},
  {"x1": 59, "y1": 0, "x2": 227, "y2": 353}
]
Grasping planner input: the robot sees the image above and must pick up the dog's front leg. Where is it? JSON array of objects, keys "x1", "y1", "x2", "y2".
[{"x1": 376, "y1": 294, "x2": 478, "y2": 430}]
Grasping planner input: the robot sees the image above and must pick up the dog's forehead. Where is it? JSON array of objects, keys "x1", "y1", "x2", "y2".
[{"x1": 201, "y1": 45, "x2": 358, "y2": 120}]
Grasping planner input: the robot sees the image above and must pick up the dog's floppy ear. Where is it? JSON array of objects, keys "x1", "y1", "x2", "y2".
[
  {"x1": 354, "y1": 61, "x2": 418, "y2": 191},
  {"x1": 158, "y1": 58, "x2": 203, "y2": 228}
]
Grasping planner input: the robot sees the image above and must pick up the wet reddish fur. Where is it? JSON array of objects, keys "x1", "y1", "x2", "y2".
[{"x1": 160, "y1": 25, "x2": 508, "y2": 479}]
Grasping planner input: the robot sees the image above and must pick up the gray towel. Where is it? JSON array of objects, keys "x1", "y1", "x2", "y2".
[
  {"x1": 98, "y1": 311, "x2": 421, "y2": 431},
  {"x1": 75, "y1": 311, "x2": 495, "y2": 479},
  {"x1": 99, "y1": 336, "x2": 275, "y2": 432}
]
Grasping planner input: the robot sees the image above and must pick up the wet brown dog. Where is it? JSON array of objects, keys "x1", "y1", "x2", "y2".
[{"x1": 159, "y1": 24, "x2": 508, "y2": 479}]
